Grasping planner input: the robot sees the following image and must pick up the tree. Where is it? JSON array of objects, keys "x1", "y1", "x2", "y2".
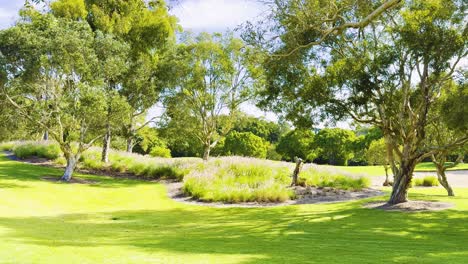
[
  {"x1": 51, "y1": 0, "x2": 178, "y2": 158},
  {"x1": 0, "y1": 8, "x2": 126, "y2": 181},
  {"x1": 276, "y1": 130, "x2": 315, "y2": 162},
  {"x1": 425, "y1": 82, "x2": 468, "y2": 196},
  {"x1": 231, "y1": 114, "x2": 288, "y2": 143},
  {"x1": 313, "y1": 128, "x2": 356, "y2": 166},
  {"x1": 366, "y1": 138, "x2": 391, "y2": 186},
  {"x1": 164, "y1": 32, "x2": 259, "y2": 160},
  {"x1": 248, "y1": 0, "x2": 467, "y2": 204},
  {"x1": 223, "y1": 131, "x2": 269, "y2": 158}
]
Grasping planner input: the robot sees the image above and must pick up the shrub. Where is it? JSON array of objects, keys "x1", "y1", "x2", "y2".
[
  {"x1": 13, "y1": 142, "x2": 61, "y2": 160},
  {"x1": 300, "y1": 168, "x2": 370, "y2": 191},
  {"x1": 266, "y1": 145, "x2": 282, "y2": 161},
  {"x1": 276, "y1": 130, "x2": 314, "y2": 161},
  {"x1": 182, "y1": 158, "x2": 294, "y2": 203},
  {"x1": 149, "y1": 146, "x2": 172, "y2": 158},
  {"x1": 223, "y1": 131, "x2": 269, "y2": 158},
  {"x1": 414, "y1": 176, "x2": 439, "y2": 187},
  {"x1": 0, "y1": 142, "x2": 16, "y2": 151}
]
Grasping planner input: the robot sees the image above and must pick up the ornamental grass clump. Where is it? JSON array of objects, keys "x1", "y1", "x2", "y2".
[
  {"x1": 12, "y1": 141, "x2": 61, "y2": 160},
  {"x1": 413, "y1": 176, "x2": 439, "y2": 187},
  {"x1": 300, "y1": 166, "x2": 370, "y2": 191},
  {"x1": 183, "y1": 157, "x2": 295, "y2": 203}
]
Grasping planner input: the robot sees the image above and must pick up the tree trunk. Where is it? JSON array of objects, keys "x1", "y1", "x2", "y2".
[
  {"x1": 203, "y1": 144, "x2": 211, "y2": 161},
  {"x1": 436, "y1": 165, "x2": 455, "y2": 196},
  {"x1": 43, "y1": 131, "x2": 49, "y2": 141},
  {"x1": 101, "y1": 125, "x2": 111, "y2": 163},
  {"x1": 383, "y1": 165, "x2": 390, "y2": 186},
  {"x1": 61, "y1": 155, "x2": 78, "y2": 181},
  {"x1": 291, "y1": 157, "x2": 303, "y2": 186},
  {"x1": 126, "y1": 119, "x2": 135, "y2": 153},
  {"x1": 126, "y1": 137, "x2": 134, "y2": 153},
  {"x1": 388, "y1": 160, "x2": 416, "y2": 204}
]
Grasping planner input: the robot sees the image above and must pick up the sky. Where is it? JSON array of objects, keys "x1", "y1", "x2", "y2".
[{"x1": 0, "y1": 1, "x2": 24, "y2": 29}]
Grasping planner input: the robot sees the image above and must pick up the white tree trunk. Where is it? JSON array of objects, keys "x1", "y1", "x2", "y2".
[{"x1": 61, "y1": 156, "x2": 77, "y2": 181}]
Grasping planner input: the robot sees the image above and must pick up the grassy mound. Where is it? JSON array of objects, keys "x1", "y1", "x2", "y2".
[
  {"x1": 182, "y1": 157, "x2": 370, "y2": 203},
  {"x1": 1, "y1": 141, "x2": 370, "y2": 203}
]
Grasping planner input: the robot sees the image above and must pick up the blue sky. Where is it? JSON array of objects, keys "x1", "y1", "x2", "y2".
[{"x1": 0, "y1": 0, "x2": 24, "y2": 29}]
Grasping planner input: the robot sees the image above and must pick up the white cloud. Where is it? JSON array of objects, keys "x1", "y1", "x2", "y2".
[
  {"x1": 171, "y1": 0, "x2": 265, "y2": 32},
  {"x1": 0, "y1": 0, "x2": 23, "y2": 29}
]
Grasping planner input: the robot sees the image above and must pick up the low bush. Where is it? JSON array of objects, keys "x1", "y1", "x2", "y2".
[
  {"x1": 80, "y1": 148, "x2": 188, "y2": 180},
  {"x1": 414, "y1": 176, "x2": 439, "y2": 187},
  {"x1": 149, "y1": 146, "x2": 172, "y2": 158},
  {"x1": 12, "y1": 141, "x2": 61, "y2": 160},
  {"x1": 183, "y1": 158, "x2": 294, "y2": 203},
  {"x1": 182, "y1": 157, "x2": 368, "y2": 203},
  {"x1": 299, "y1": 167, "x2": 370, "y2": 191},
  {"x1": 0, "y1": 141, "x2": 16, "y2": 151}
]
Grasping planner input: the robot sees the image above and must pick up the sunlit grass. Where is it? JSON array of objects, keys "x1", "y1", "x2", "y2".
[
  {"x1": 324, "y1": 162, "x2": 468, "y2": 177},
  {"x1": 1, "y1": 153, "x2": 468, "y2": 263}
]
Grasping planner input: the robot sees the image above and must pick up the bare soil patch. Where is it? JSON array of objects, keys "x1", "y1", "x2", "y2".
[
  {"x1": 41, "y1": 176, "x2": 98, "y2": 184},
  {"x1": 364, "y1": 200, "x2": 454, "y2": 212},
  {"x1": 165, "y1": 182, "x2": 385, "y2": 208}
]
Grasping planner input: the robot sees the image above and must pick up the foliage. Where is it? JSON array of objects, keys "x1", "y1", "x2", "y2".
[
  {"x1": 413, "y1": 176, "x2": 439, "y2": 187},
  {"x1": 0, "y1": 8, "x2": 131, "y2": 180},
  {"x1": 276, "y1": 129, "x2": 315, "y2": 161},
  {"x1": 132, "y1": 127, "x2": 170, "y2": 156},
  {"x1": 266, "y1": 144, "x2": 283, "y2": 161},
  {"x1": 366, "y1": 139, "x2": 388, "y2": 166},
  {"x1": 163, "y1": 32, "x2": 261, "y2": 160},
  {"x1": 149, "y1": 146, "x2": 172, "y2": 158},
  {"x1": 249, "y1": 0, "x2": 467, "y2": 203},
  {"x1": 313, "y1": 128, "x2": 356, "y2": 166},
  {"x1": 231, "y1": 114, "x2": 288, "y2": 143},
  {"x1": 223, "y1": 131, "x2": 268, "y2": 158}
]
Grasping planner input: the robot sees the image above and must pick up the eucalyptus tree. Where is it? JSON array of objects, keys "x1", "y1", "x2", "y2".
[
  {"x1": 51, "y1": 0, "x2": 178, "y2": 159},
  {"x1": 164, "y1": 32, "x2": 260, "y2": 160},
  {"x1": 245, "y1": 0, "x2": 467, "y2": 204},
  {"x1": 84, "y1": 0, "x2": 178, "y2": 157},
  {"x1": 0, "y1": 8, "x2": 127, "y2": 181},
  {"x1": 425, "y1": 81, "x2": 468, "y2": 196}
]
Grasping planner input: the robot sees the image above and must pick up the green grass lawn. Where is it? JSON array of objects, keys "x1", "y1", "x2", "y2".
[
  {"x1": 1, "y1": 153, "x2": 468, "y2": 263},
  {"x1": 323, "y1": 162, "x2": 468, "y2": 177}
]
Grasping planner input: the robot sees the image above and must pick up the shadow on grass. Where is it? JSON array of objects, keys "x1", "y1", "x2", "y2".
[
  {"x1": 0, "y1": 201, "x2": 467, "y2": 263},
  {"x1": 0, "y1": 155, "x2": 153, "y2": 188}
]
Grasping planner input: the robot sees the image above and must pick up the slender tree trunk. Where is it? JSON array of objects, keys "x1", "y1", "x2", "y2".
[
  {"x1": 291, "y1": 157, "x2": 303, "y2": 186},
  {"x1": 203, "y1": 144, "x2": 211, "y2": 161},
  {"x1": 126, "y1": 118, "x2": 135, "y2": 153},
  {"x1": 61, "y1": 155, "x2": 78, "y2": 181},
  {"x1": 102, "y1": 124, "x2": 111, "y2": 163},
  {"x1": 126, "y1": 137, "x2": 134, "y2": 153},
  {"x1": 388, "y1": 159, "x2": 416, "y2": 204},
  {"x1": 43, "y1": 131, "x2": 49, "y2": 141},
  {"x1": 435, "y1": 164, "x2": 455, "y2": 196},
  {"x1": 383, "y1": 165, "x2": 390, "y2": 186}
]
